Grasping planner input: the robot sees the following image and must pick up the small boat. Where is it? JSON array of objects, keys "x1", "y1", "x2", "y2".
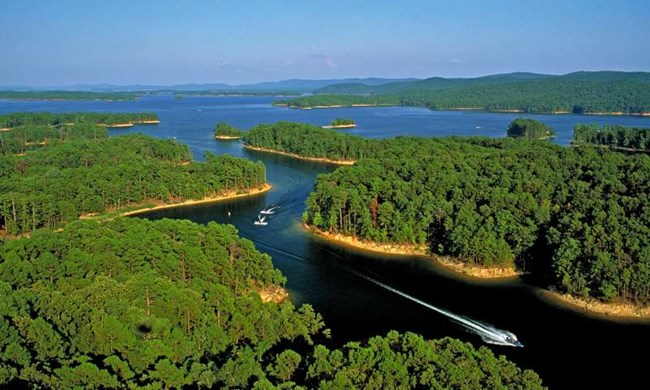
[
  {"x1": 254, "y1": 215, "x2": 268, "y2": 226},
  {"x1": 260, "y1": 206, "x2": 278, "y2": 215}
]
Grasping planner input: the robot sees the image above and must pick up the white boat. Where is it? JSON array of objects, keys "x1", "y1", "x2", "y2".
[
  {"x1": 260, "y1": 206, "x2": 277, "y2": 215},
  {"x1": 254, "y1": 215, "x2": 268, "y2": 226}
]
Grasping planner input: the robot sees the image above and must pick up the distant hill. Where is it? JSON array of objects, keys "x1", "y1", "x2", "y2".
[
  {"x1": 284, "y1": 71, "x2": 650, "y2": 114},
  {"x1": 0, "y1": 78, "x2": 419, "y2": 94}
]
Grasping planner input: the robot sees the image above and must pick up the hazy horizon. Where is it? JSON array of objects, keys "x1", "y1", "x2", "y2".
[{"x1": 2, "y1": 0, "x2": 649, "y2": 87}]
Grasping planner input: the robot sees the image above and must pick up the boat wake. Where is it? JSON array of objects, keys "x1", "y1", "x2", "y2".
[{"x1": 360, "y1": 274, "x2": 523, "y2": 347}]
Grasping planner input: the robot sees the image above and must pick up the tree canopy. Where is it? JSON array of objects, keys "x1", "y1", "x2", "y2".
[
  {"x1": 506, "y1": 118, "x2": 555, "y2": 140},
  {"x1": 573, "y1": 124, "x2": 650, "y2": 151}
]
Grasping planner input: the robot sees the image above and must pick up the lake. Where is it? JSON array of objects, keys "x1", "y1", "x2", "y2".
[{"x1": 2, "y1": 95, "x2": 648, "y2": 389}]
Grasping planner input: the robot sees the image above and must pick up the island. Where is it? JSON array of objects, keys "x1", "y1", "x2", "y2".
[
  {"x1": 214, "y1": 122, "x2": 244, "y2": 140},
  {"x1": 242, "y1": 121, "x2": 650, "y2": 319},
  {"x1": 322, "y1": 117, "x2": 357, "y2": 129},
  {"x1": 506, "y1": 118, "x2": 555, "y2": 140}
]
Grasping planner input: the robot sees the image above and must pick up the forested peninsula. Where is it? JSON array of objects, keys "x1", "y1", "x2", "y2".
[
  {"x1": 0, "y1": 113, "x2": 545, "y2": 388},
  {"x1": 276, "y1": 71, "x2": 650, "y2": 115},
  {"x1": 0, "y1": 113, "x2": 266, "y2": 235},
  {"x1": 573, "y1": 124, "x2": 650, "y2": 152},
  {"x1": 243, "y1": 121, "x2": 650, "y2": 317}
]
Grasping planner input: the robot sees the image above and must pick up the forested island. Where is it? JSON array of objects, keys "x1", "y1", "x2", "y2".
[
  {"x1": 0, "y1": 112, "x2": 546, "y2": 388},
  {"x1": 243, "y1": 121, "x2": 650, "y2": 316},
  {"x1": 214, "y1": 122, "x2": 244, "y2": 140},
  {"x1": 323, "y1": 118, "x2": 356, "y2": 129},
  {"x1": 506, "y1": 118, "x2": 555, "y2": 140},
  {"x1": 275, "y1": 71, "x2": 650, "y2": 115},
  {"x1": 0, "y1": 90, "x2": 137, "y2": 101},
  {"x1": 573, "y1": 124, "x2": 650, "y2": 151}
]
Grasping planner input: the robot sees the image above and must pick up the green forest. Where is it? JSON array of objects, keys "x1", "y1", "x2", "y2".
[
  {"x1": 278, "y1": 71, "x2": 650, "y2": 114},
  {"x1": 214, "y1": 122, "x2": 244, "y2": 139},
  {"x1": 0, "y1": 113, "x2": 545, "y2": 388},
  {"x1": 0, "y1": 218, "x2": 544, "y2": 388},
  {"x1": 244, "y1": 121, "x2": 650, "y2": 304},
  {"x1": 0, "y1": 120, "x2": 265, "y2": 235},
  {"x1": 573, "y1": 124, "x2": 650, "y2": 151},
  {"x1": 507, "y1": 118, "x2": 555, "y2": 140},
  {"x1": 0, "y1": 112, "x2": 159, "y2": 128},
  {"x1": 244, "y1": 121, "x2": 377, "y2": 162}
]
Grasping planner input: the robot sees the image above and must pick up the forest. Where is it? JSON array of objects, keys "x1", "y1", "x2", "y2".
[
  {"x1": 0, "y1": 112, "x2": 544, "y2": 387},
  {"x1": 573, "y1": 124, "x2": 650, "y2": 151},
  {"x1": 0, "y1": 90, "x2": 137, "y2": 101},
  {"x1": 0, "y1": 218, "x2": 544, "y2": 388},
  {"x1": 243, "y1": 121, "x2": 377, "y2": 162},
  {"x1": 0, "y1": 112, "x2": 159, "y2": 128},
  {"x1": 214, "y1": 122, "x2": 244, "y2": 139},
  {"x1": 506, "y1": 118, "x2": 555, "y2": 140},
  {"x1": 244, "y1": 121, "x2": 650, "y2": 304},
  {"x1": 278, "y1": 71, "x2": 650, "y2": 114},
  {"x1": 0, "y1": 127, "x2": 266, "y2": 235}
]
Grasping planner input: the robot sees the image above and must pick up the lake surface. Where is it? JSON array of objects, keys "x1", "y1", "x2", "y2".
[{"x1": 2, "y1": 95, "x2": 648, "y2": 389}]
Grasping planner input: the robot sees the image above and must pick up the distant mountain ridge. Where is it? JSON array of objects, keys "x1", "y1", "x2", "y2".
[
  {"x1": 0, "y1": 78, "x2": 419, "y2": 93},
  {"x1": 282, "y1": 71, "x2": 650, "y2": 114}
]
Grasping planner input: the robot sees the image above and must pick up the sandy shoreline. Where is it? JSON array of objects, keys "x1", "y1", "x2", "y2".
[
  {"x1": 303, "y1": 223, "x2": 519, "y2": 280},
  {"x1": 304, "y1": 223, "x2": 649, "y2": 319},
  {"x1": 215, "y1": 135, "x2": 242, "y2": 140},
  {"x1": 539, "y1": 290, "x2": 650, "y2": 322},
  {"x1": 322, "y1": 124, "x2": 357, "y2": 129},
  {"x1": 243, "y1": 144, "x2": 356, "y2": 165},
  {"x1": 119, "y1": 183, "x2": 272, "y2": 217}
]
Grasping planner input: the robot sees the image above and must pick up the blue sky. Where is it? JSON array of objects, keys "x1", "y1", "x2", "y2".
[{"x1": 1, "y1": 0, "x2": 649, "y2": 86}]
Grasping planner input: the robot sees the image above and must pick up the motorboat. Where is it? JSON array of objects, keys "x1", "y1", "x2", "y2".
[{"x1": 254, "y1": 215, "x2": 268, "y2": 226}]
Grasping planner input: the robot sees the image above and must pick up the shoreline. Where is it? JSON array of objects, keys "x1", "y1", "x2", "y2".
[
  {"x1": 303, "y1": 223, "x2": 520, "y2": 280},
  {"x1": 304, "y1": 223, "x2": 649, "y2": 319},
  {"x1": 281, "y1": 103, "x2": 650, "y2": 117},
  {"x1": 215, "y1": 135, "x2": 242, "y2": 140},
  {"x1": 539, "y1": 290, "x2": 650, "y2": 322},
  {"x1": 243, "y1": 144, "x2": 356, "y2": 165},
  {"x1": 118, "y1": 183, "x2": 272, "y2": 217},
  {"x1": 322, "y1": 124, "x2": 357, "y2": 129},
  {"x1": 105, "y1": 120, "x2": 160, "y2": 128}
]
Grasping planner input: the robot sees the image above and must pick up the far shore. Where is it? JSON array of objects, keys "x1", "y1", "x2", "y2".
[
  {"x1": 303, "y1": 223, "x2": 520, "y2": 280},
  {"x1": 215, "y1": 135, "x2": 242, "y2": 140},
  {"x1": 85, "y1": 183, "x2": 271, "y2": 219},
  {"x1": 243, "y1": 144, "x2": 356, "y2": 165},
  {"x1": 281, "y1": 103, "x2": 650, "y2": 117},
  {"x1": 304, "y1": 223, "x2": 650, "y2": 319}
]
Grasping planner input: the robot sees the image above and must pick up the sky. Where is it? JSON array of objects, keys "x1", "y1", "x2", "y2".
[{"x1": 1, "y1": 0, "x2": 649, "y2": 86}]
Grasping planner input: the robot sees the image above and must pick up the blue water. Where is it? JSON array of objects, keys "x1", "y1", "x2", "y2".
[{"x1": 2, "y1": 95, "x2": 648, "y2": 389}]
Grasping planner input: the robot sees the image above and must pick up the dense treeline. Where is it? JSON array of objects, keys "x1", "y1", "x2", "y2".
[
  {"x1": 244, "y1": 121, "x2": 377, "y2": 161},
  {"x1": 507, "y1": 118, "x2": 555, "y2": 140},
  {"x1": 573, "y1": 124, "x2": 650, "y2": 151},
  {"x1": 0, "y1": 112, "x2": 159, "y2": 128},
  {"x1": 284, "y1": 129, "x2": 650, "y2": 304},
  {"x1": 0, "y1": 123, "x2": 108, "y2": 155},
  {"x1": 0, "y1": 90, "x2": 137, "y2": 101},
  {"x1": 280, "y1": 71, "x2": 650, "y2": 114},
  {"x1": 0, "y1": 134, "x2": 266, "y2": 235},
  {"x1": 214, "y1": 122, "x2": 244, "y2": 138},
  {"x1": 0, "y1": 218, "x2": 543, "y2": 388}
]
